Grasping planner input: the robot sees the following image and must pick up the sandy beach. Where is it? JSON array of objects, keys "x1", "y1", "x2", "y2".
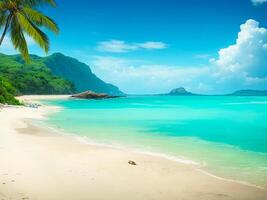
[{"x1": 0, "y1": 95, "x2": 266, "y2": 200}]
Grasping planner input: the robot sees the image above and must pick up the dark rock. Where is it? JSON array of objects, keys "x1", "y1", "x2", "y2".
[
  {"x1": 128, "y1": 160, "x2": 137, "y2": 165},
  {"x1": 71, "y1": 90, "x2": 121, "y2": 99}
]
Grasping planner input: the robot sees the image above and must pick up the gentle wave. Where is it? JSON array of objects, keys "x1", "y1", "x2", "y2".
[
  {"x1": 225, "y1": 101, "x2": 267, "y2": 105},
  {"x1": 196, "y1": 169, "x2": 266, "y2": 190},
  {"x1": 75, "y1": 135, "x2": 201, "y2": 166},
  {"x1": 38, "y1": 97, "x2": 267, "y2": 189},
  {"x1": 30, "y1": 119, "x2": 202, "y2": 166},
  {"x1": 31, "y1": 120, "x2": 266, "y2": 190}
]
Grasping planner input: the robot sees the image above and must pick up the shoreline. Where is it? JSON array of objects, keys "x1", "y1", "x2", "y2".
[
  {"x1": 75, "y1": 135, "x2": 267, "y2": 190},
  {"x1": 31, "y1": 95, "x2": 266, "y2": 190},
  {"x1": 0, "y1": 95, "x2": 266, "y2": 200},
  {"x1": 37, "y1": 123, "x2": 267, "y2": 191}
]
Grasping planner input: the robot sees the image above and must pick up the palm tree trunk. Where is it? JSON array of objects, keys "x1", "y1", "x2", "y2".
[{"x1": 0, "y1": 14, "x2": 12, "y2": 46}]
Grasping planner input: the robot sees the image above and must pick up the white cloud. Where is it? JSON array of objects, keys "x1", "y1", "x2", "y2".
[
  {"x1": 91, "y1": 56, "x2": 209, "y2": 94},
  {"x1": 97, "y1": 40, "x2": 138, "y2": 53},
  {"x1": 137, "y1": 41, "x2": 167, "y2": 50},
  {"x1": 90, "y1": 19, "x2": 267, "y2": 94},
  {"x1": 251, "y1": 0, "x2": 267, "y2": 5},
  {"x1": 97, "y1": 40, "x2": 167, "y2": 53},
  {"x1": 212, "y1": 19, "x2": 267, "y2": 79}
]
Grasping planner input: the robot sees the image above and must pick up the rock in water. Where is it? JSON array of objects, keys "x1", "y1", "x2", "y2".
[
  {"x1": 168, "y1": 87, "x2": 193, "y2": 95},
  {"x1": 128, "y1": 160, "x2": 137, "y2": 165},
  {"x1": 71, "y1": 90, "x2": 120, "y2": 99}
]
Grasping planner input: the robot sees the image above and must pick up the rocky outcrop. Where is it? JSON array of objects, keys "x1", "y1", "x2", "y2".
[
  {"x1": 166, "y1": 87, "x2": 194, "y2": 96},
  {"x1": 71, "y1": 90, "x2": 121, "y2": 99}
]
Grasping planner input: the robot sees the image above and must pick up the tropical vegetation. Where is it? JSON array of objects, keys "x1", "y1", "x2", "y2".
[
  {"x1": 0, "y1": 76, "x2": 21, "y2": 105},
  {"x1": 0, "y1": 53, "x2": 75, "y2": 95},
  {"x1": 0, "y1": 0, "x2": 59, "y2": 104}
]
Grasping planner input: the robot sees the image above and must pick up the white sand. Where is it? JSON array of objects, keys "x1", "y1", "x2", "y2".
[{"x1": 0, "y1": 95, "x2": 266, "y2": 200}]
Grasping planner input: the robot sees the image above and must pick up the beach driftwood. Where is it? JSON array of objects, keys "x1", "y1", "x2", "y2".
[
  {"x1": 71, "y1": 90, "x2": 120, "y2": 100},
  {"x1": 128, "y1": 160, "x2": 137, "y2": 165}
]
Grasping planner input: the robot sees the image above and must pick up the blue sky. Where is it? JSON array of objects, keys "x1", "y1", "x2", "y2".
[{"x1": 1, "y1": 0, "x2": 267, "y2": 94}]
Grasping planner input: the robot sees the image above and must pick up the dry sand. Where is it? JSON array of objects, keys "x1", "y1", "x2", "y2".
[{"x1": 0, "y1": 95, "x2": 266, "y2": 200}]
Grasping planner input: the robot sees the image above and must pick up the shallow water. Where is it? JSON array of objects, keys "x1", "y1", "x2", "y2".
[{"x1": 41, "y1": 96, "x2": 267, "y2": 187}]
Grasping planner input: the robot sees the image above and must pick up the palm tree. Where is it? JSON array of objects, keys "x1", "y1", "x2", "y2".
[{"x1": 0, "y1": 0, "x2": 59, "y2": 62}]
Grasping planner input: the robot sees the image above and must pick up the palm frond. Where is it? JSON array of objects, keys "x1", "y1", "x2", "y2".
[
  {"x1": 0, "y1": 0, "x2": 58, "y2": 61},
  {"x1": 16, "y1": 12, "x2": 49, "y2": 52},
  {"x1": 21, "y1": 0, "x2": 56, "y2": 7},
  {"x1": 10, "y1": 15, "x2": 29, "y2": 62},
  {"x1": 0, "y1": 1, "x2": 5, "y2": 9},
  {"x1": 0, "y1": 11, "x2": 7, "y2": 26},
  {"x1": 22, "y1": 7, "x2": 59, "y2": 34}
]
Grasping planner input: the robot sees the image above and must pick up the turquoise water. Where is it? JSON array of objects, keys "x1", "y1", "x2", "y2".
[{"x1": 42, "y1": 96, "x2": 267, "y2": 187}]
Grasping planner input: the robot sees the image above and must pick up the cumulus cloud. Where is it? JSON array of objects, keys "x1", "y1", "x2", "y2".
[
  {"x1": 212, "y1": 19, "x2": 267, "y2": 79},
  {"x1": 251, "y1": 0, "x2": 267, "y2": 5},
  {"x1": 89, "y1": 19, "x2": 267, "y2": 94},
  {"x1": 97, "y1": 40, "x2": 167, "y2": 53}
]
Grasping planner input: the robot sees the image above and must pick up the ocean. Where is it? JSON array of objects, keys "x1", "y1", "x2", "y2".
[{"x1": 40, "y1": 96, "x2": 267, "y2": 188}]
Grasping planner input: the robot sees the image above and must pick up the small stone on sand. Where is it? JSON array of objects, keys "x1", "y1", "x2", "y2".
[{"x1": 128, "y1": 160, "x2": 137, "y2": 165}]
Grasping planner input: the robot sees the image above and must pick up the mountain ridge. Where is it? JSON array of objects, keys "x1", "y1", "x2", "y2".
[
  {"x1": 0, "y1": 53, "x2": 125, "y2": 96},
  {"x1": 44, "y1": 53, "x2": 125, "y2": 96}
]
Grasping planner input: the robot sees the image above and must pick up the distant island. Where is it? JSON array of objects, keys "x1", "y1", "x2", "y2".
[
  {"x1": 228, "y1": 90, "x2": 267, "y2": 96},
  {"x1": 163, "y1": 87, "x2": 267, "y2": 96},
  {"x1": 160, "y1": 87, "x2": 198, "y2": 96},
  {"x1": 165, "y1": 87, "x2": 195, "y2": 96}
]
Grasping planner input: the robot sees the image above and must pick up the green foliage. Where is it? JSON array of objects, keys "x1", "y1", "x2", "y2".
[
  {"x1": 0, "y1": 53, "x2": 75, "y2": 95},
  {"x1": 0, "y1": 52, "x2": 124, "y2": 104},
  {"x1": 0, "y1": 0, "x2": 59, "y2": 61},
  {"x1": 0, "y1": 76, "x2": 21, "y2": 105}
]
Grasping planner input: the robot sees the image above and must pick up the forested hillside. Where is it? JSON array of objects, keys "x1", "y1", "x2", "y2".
[
  {"x1": 0, "y1": 54, "x2": 75, "y2": 95},
  {"x1": 0, "y1": 53, "x2": 125, "y2": 104},
  {"x1": 44, "y1": 53, "x2": 124, "y2": 95}
]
